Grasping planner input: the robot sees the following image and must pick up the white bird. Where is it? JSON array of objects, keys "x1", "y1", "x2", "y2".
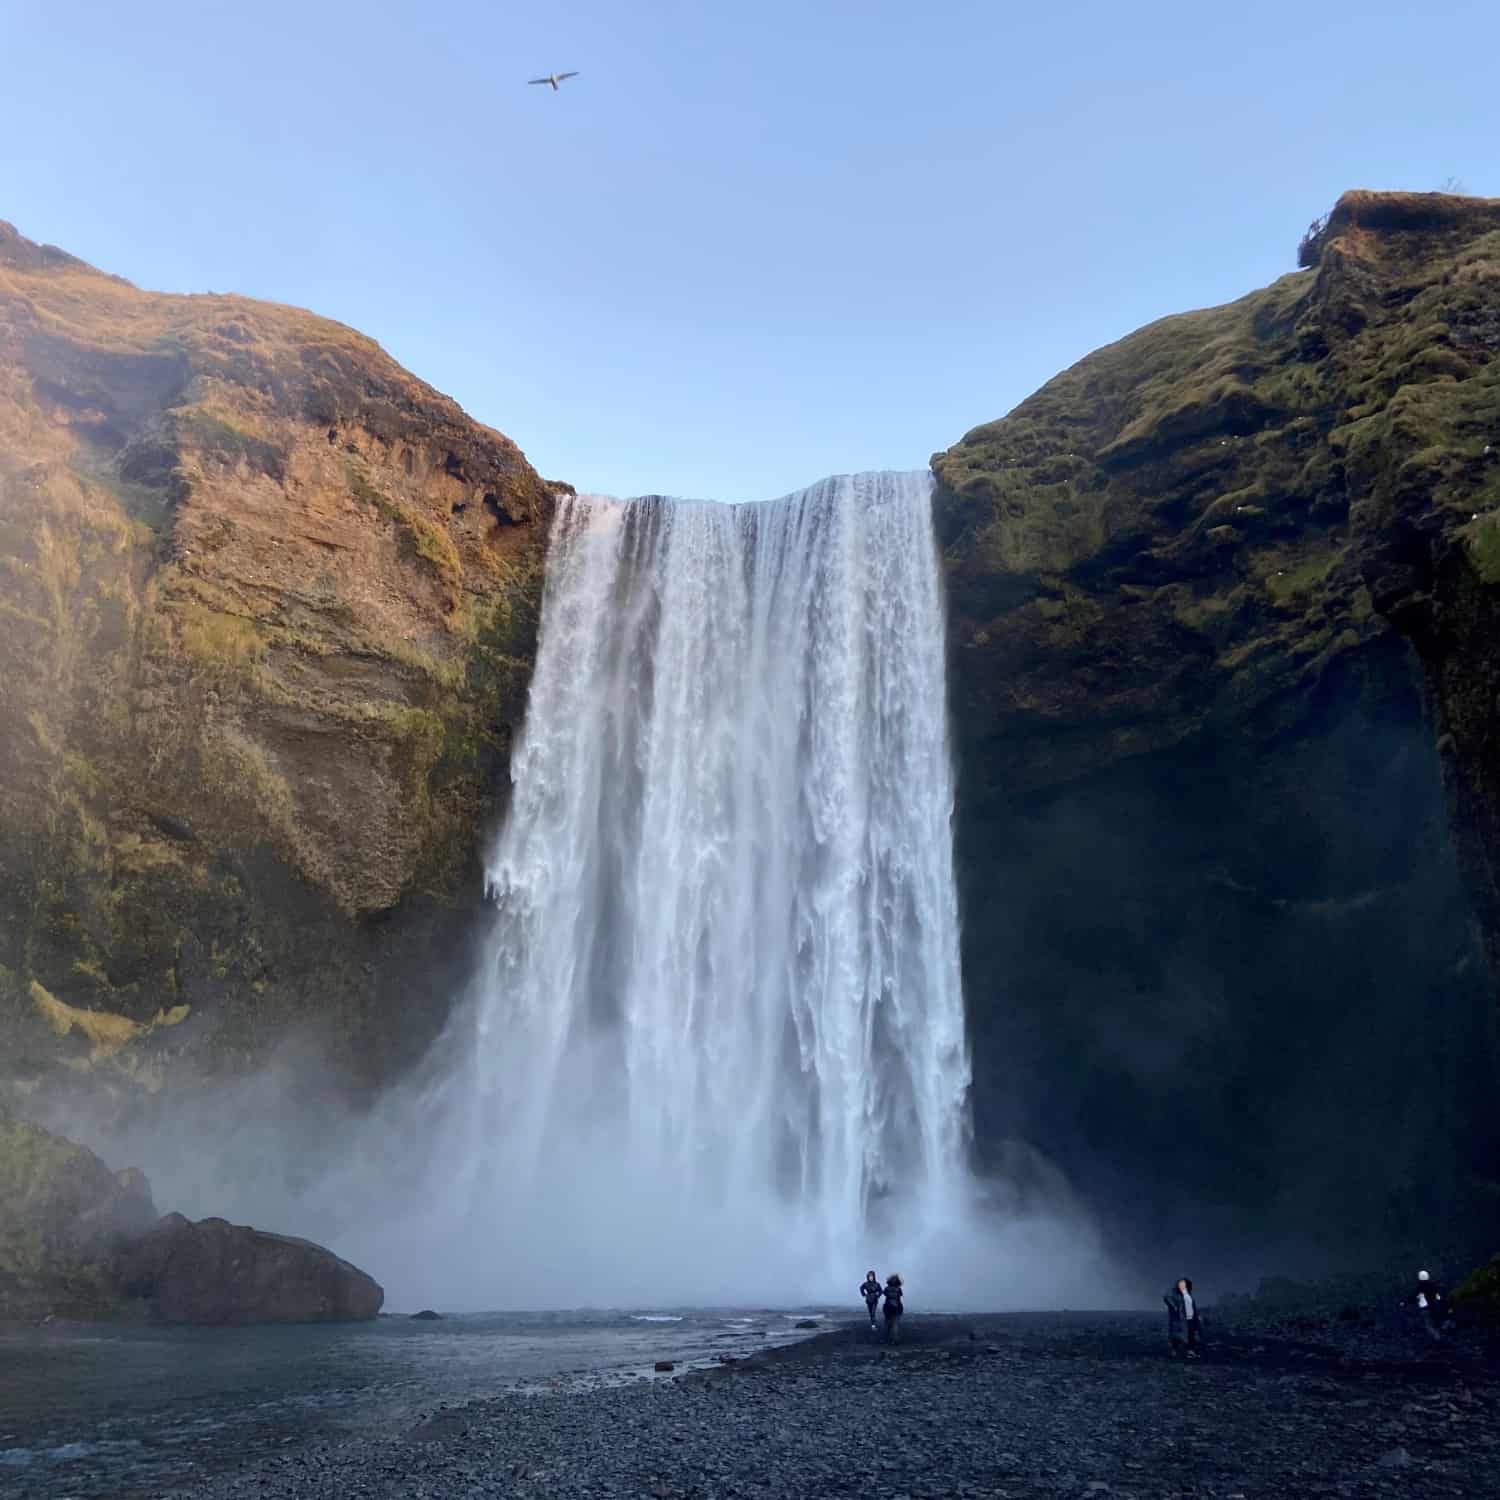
[{"x1": 528, "y1": 71, "x2": 579, "y2": 91}]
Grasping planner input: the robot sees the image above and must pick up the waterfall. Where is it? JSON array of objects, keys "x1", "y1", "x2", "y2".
[{"x1": 445, "y1": 471, "x2": 973, "y2": 1303}]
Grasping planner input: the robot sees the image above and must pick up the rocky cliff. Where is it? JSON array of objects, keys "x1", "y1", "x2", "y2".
[
  {"x1": 0, "y1": 1111, "x2": 382, "y2": 1323},
  {"x1": 5, "y1": 197, "x2": 1499, "y2": 1280},
  {"x1": 0, "y1": 222, "x2": 554, "y2": 1114},
  {"x1": 934, "y1": 190, "x2": 1500, "y2": 1268}
]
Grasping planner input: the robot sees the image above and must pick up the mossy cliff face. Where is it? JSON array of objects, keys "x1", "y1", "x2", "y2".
[
  {"x1": 0, "y1": 222, "x2": 554, "y2": 1111},
  {"x1": 0, "y1": 1109, "x2": 156, "y2": 1318},
  {"x1": 934, "y1": 191, "x2": 1500, "y2": 1267},
  {"x1": 1327, "y1": 197, "x2": 1500, "y2": 978}
]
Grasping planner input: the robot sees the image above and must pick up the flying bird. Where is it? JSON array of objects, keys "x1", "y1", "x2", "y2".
[{"x1": 528, "y1": 71, "x2": 579, "y2": 91}]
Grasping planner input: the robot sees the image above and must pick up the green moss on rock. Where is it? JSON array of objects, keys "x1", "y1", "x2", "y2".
[
  {"x1": 930, "y1": 191, "x2": 1500, "y2": 1264},
  {"x1": 0, "y1": 1110, "x2": 155, "y2": 1318},
  {"x1": 1453, "y1": 1254, "x2": 1500, "y2": 1325},
  {"x1": 933, "y1": 189, "x2": 1500, "y2": 800}
]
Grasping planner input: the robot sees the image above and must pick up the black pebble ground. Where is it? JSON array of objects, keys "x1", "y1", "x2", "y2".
[{"x1": 171, "y1": 1312, "x2": 1500, "y2": 1499}]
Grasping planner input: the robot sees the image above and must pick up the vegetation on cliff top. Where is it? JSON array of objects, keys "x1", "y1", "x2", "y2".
[{"x1": 933, "y1": 189, "x2": 1500, "y2": 799}]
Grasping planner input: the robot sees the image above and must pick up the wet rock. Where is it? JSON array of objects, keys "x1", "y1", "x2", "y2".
[
  {"x1": 410, "y1": 1309, "x2": 443, "y2": 1320},
  {"x1": 654, "y1": 1360, "x2": 675, "y2": 1373}
]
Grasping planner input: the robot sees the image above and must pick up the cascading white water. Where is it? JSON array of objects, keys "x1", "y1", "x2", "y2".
[{"x1": 443, "y1": 471, "x2": 973, "y2": 1302}]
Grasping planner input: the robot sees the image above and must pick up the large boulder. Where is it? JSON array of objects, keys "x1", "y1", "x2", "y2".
[{"x1": 115, "y1": 1212, "x2": 383, "y2": 1325}]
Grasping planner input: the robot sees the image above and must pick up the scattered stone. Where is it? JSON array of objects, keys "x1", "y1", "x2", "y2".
[{"x1": 150, "y1": 812, "x2": 196, "y2": 842}]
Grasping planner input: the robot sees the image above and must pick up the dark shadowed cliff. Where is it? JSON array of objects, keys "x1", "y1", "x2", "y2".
[
  {"x1": 0, "y1": 222, "x2": 554, "y2": 1117},
  {"x1": 934, "y1": 190, "x2": 1500, "y2": 1272}
]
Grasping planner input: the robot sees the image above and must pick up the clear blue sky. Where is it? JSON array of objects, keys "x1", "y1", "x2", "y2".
[{"x1": 3, "y1": 2, "x2": 1497, "y2": 500}]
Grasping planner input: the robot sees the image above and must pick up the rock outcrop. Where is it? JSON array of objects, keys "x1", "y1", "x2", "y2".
[
  {"x1": 1453, "y1": 1252, "x2": 1500, "y2": 1326},
  {"x1": 0, "y1": 221, "x2": 555, "y2": 1112},
  {"x1": 0, "y1": 1110, "x2": 156, "y2": 1317},
  {"x1": 0, "y1": 1112, "x2": 380, "y2": 1322},
  {"x1": 114, "y1": 1212, "x2": 383, "y2": 1325},
  {"x1": 934, "y1": 190, "x2": 1500, "y2": 1267}
]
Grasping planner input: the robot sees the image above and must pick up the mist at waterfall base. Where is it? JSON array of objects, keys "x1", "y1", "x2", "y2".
[
  {"x1": 106, "y1": 473, "x2": 1118, "y2": 1312},
  {"x1": 322, "y1": 471, "x2": 1110, "y2": 1312}
]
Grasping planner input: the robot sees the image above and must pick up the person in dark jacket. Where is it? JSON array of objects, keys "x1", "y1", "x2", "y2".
[
  {"x1": 1402, "y1": 1270, "x2": 1446, "y2": 1341},
  {"x1": 860, "y1": 1271, "x2": 882, "y2": 1329},
  {"x1": 882, "y1": 1274, "x2": 904, "y2": 1343},
  {"x1": 1164, "y1": 1277, "x2": 1201, "y2": 1358}
]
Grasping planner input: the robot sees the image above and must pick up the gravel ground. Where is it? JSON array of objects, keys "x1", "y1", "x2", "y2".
[{"x1": 168, "y1": 1312, "x2": 1500, "y2": 1499}]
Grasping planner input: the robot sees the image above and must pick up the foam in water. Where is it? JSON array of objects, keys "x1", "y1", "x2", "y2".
[{"x1": 418, "y1": 472, "x2": 974, "y2": 1304}]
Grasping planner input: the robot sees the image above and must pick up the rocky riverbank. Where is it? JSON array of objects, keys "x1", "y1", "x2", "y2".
[{"x1": 166, "y1": 1311, "x2": 1500, "y2": 1499}]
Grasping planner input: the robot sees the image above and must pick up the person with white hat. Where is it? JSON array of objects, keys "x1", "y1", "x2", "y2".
[{"x1": 1404, "y1": 1269, "x2": 1447, "y2": 1341}]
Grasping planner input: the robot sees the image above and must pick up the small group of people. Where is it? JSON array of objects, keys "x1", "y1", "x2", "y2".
[
  {"x1": 859, "y1": 1270, "x2": 904, "y2": 1341},
  {"x1": 1163, "y1": 1267, "x2": 1452, "y2": 1361},
  {"x1": 853, "y1": 1265, "x2": 1449, "y2": 1361}
]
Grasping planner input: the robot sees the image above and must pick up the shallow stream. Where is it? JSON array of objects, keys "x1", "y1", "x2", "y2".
[{"x1": 0, "y1": 1306, "x2": 834, "y2": 1497}]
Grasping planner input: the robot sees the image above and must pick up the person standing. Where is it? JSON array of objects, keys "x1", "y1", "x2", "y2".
[
  {"x1": 882, "y1": 1273, "x2": 904, "y2": 1343},
  {"x1": 1164, "y1": 1277, "x2": 1200, "y2": 1358},
  {"x1": 1405, "y1": 1270, "x2": 1446, "y2": 1342},
  {"x1": 860, "y1": 1270, "x2": 883, "y2": 1330}
]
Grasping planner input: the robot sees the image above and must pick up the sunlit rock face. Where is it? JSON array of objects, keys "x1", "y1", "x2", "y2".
[
  {"x1": 934, "y1": 191, "x2": 1500, "y2": 1272},
  {"x1": 0, "y1": 220, "x2": 553, "y2": 1112}
]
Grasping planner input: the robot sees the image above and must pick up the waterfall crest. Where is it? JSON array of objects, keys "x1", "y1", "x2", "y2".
[{"x1": 450, "y1": 471, "x2": 973, "y2": 1300}]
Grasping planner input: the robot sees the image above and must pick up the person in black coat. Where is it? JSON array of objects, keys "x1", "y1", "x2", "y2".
[
  {"x1": 1164, "y1": 1277, "x2": 1201, "y2": 1358},
  {"x1": 882, "y1": 1274, "x2": 904, "y2": 1343},
  {"x1": 860, "y1": 1270, "x2": 882, "y2": 1329}
]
